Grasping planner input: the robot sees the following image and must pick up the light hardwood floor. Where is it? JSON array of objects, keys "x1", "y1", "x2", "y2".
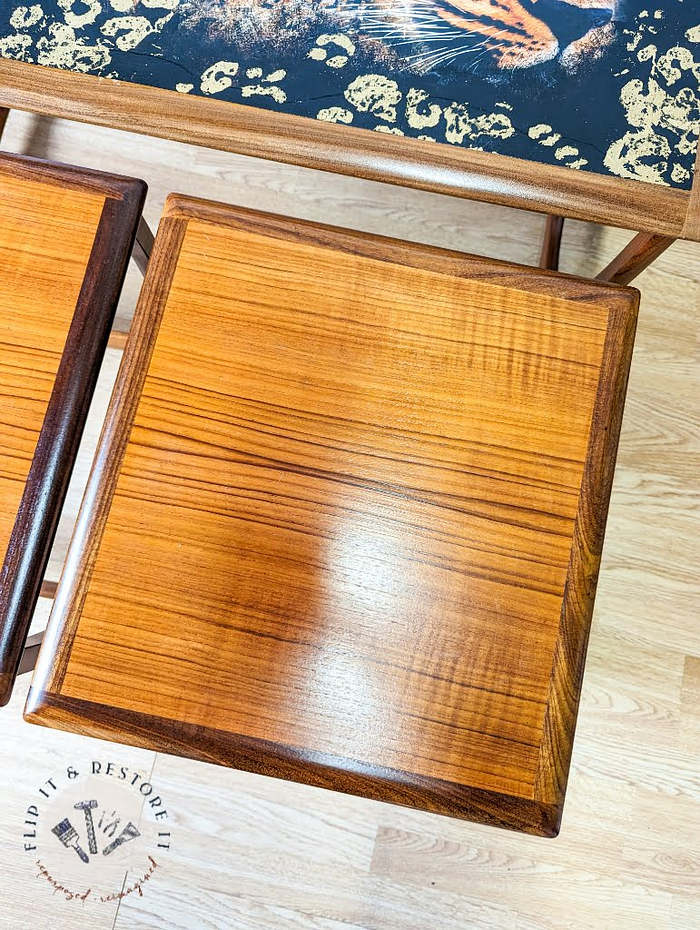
[{"x1": 0, "y1": 111, "x2": 698, "y2": 930}]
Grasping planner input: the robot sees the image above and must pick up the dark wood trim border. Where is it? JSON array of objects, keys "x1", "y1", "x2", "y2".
[
  {"x1": 0, "y1": 152, "x2": 146, "y2": 706},
  {"x1": 533, "y1": 291, "x2": 639, "y2": 809},
  {"x1": 0, "y1": 58, "x2": 695, "y2": 241},
  {"x1": 25, "y1": 689, "x2": 561, "y2": 837}
]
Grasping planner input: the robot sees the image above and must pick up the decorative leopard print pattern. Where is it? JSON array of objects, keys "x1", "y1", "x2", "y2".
[{"x1": 0, "y1": 1, "x2": 698, "y2": 187}]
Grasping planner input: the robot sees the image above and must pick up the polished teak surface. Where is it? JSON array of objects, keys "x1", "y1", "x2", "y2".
[
  {"x1": 0, "y1": 153, "x2": 144, "y2": 705},
  {"x1": 27, "y1": 198, "x2": 639, "y2": 835}
]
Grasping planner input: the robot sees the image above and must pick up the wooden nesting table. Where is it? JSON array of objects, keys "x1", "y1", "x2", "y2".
[
  {"x1": 0, "y1": 152, "x2": 144, "y2": 705},
  {"x1": 27, "y1": 197, "x2": 639, "y2": 835},
  {"x1": 1, "y1": 2, "x2": 699, "y2": 283}
]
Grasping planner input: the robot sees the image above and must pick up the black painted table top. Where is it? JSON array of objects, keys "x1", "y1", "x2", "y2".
[{"x1": 0, "y1": 2, "x2": 698, "y2": 189}]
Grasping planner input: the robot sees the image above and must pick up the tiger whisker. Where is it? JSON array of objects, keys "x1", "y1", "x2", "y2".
[
  {"x1": 382, "y1": 37, "x2": 466, "y2": 47},
  {"x1": 330, "y1": 1, "x2": 572, "y2": 75},
  {"x1": 407, "y1": 40, "x2": 482, "y2": 69}
]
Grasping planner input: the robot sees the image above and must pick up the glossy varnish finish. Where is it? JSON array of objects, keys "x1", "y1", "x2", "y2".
[
  {"x1": 27, "y1": 198, "x2": 639, "y2": 834},
  {"x1": 0, "y1": 153, "x2": 145, "y2": 705}
]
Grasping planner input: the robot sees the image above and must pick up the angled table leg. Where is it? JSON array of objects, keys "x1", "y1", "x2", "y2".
[
  {"x1": 540, "y1": 216, "x2": 565, "y2": 271},
  {"x1": 38, "y1": 580, "x2": 57, "y2": 599},
  {"x1": 18, "y1": 632, "x2": 43, "y2": 676},
  {"x1": 132, "y1": 214, "x2": 154, "y2": 276},
  {"x1": 108, "y1": 216, "x2": 155, "y2": 348},
  {"x1": 597, "y1": 232, "x2": 675, "y2": 285},
  {"x1": 108, "y1": 217, "x2": 155, "y2": 349},
  {"x1": 0, "y1": 107, "x2": 9, "y2": 137}
]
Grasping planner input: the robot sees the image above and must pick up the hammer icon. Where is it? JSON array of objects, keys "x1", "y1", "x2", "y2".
[{"x1": 74, "y1": 800, "x2": 98, "y2": 855}]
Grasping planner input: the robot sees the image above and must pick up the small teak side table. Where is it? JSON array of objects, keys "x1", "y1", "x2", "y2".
[
  {"x1": 0, "y1": 152, "x2": 145, "y2": 706},
  {"x1": 27, "y1": 197, "x2": 639, "y2": 835}
]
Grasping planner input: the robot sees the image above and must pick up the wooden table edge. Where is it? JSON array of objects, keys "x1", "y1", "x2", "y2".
[
  {"x1": 681, "y1": 145, "x2": 700, "y2": 240},
  {"x1": 0, "y1": 58, "x2": 695, "y2": 241},
  {"x1": 0, "y1": 154, "x2": 146, "y2": 706},
  {"x1": 0, "y1": 148, "x2": 144, "y2": 199},
  {"x1": 162, "y1": 194, "x2": 642, "y2": 308},
  {"x1": 24, "y1": 688, "x2": 562, "y2": 837},
  {"x1": 533, "y1": 291, "x2": 640, "y2": 806}
]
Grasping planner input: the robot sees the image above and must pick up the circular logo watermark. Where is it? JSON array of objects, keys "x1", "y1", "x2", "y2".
[{"x1": 22, "y1": 759, "x2": 172, "y2": 904}]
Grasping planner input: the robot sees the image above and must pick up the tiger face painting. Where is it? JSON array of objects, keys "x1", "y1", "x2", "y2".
[
  {"x1": 184, "y1": 0, "x2": 620, "y2": 76},
  {"x1": 2, "y1": 0, "x2": 696, "y2": 189},
  {"x1": 361, "y1": 0, "x2": 618, "y2": 72}
]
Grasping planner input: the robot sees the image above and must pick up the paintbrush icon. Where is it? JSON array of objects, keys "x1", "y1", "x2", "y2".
[{"x1": 51, "y1": 818, "x2": 89, "y2": 863}]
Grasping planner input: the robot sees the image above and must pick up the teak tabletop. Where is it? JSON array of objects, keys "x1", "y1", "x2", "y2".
[
  {"x1": 27, "y1": 197, "x2": 638, "y2": 835},
  {"x1": 0, "y1": 152, "x2": 144, "y2": 706},
  {"x1": 1, "y1": 3, "x2": 699, "y2": 239}
]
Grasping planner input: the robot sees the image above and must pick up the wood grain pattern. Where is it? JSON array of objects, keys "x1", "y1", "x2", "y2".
[
  {"x1": 27, "y1": 197, "x2": 639, "y2": 834},
  {"x1": 0, "y1": 152, "x2": 145, "y2": 706},
  {"x1": 0, "y1": 58, "x2": 693, "y2": 242}
]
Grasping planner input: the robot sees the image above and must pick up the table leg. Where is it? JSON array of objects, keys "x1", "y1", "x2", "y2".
[
  {"x1": 540, "y1": 215, "x2": 565, "y2": 271},
  {"x1": 0, "y1": 107, "x2": 9, "y2": 139},
  {"x1": 596, "y1": 232, "x2": 675, "y2": 286},
  {"x1": 105, "y1": 215, "x2": 157, "y2": 349},
  {"x1": 18, "y1": 631, "x2": 44, "y2": 676},
  {"x1": 38, "y1": 580, "x2": 57, "y2": 599},
  {"x1": 131, "y1": 215, "x2": 154, "y2": 276}
]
